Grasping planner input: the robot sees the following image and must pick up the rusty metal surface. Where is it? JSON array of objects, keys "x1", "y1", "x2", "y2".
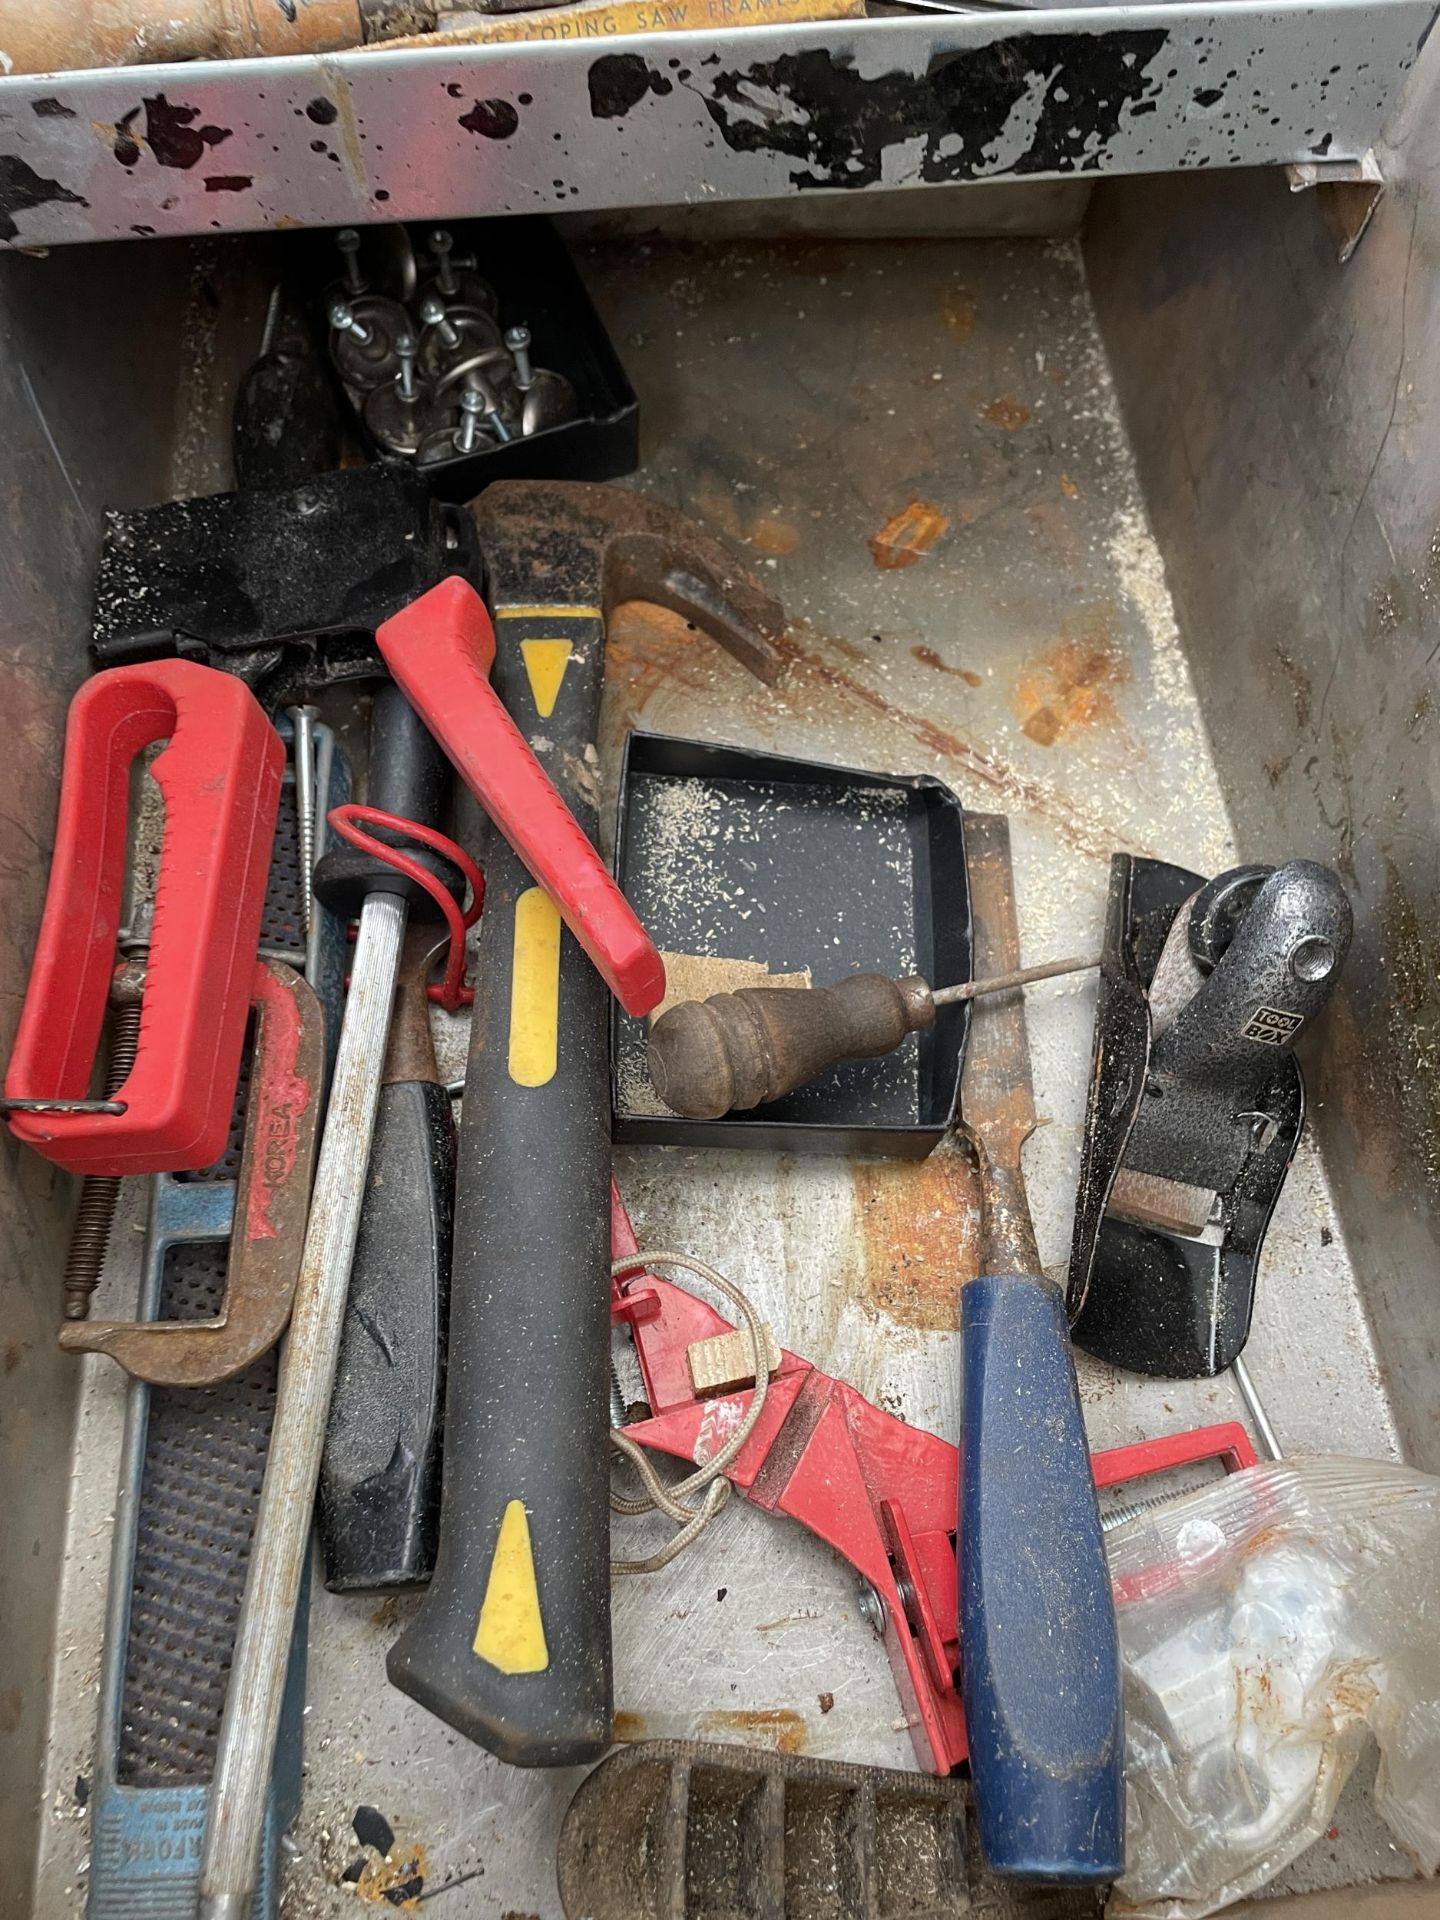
[
  {"x1": 0, "y1": 0, "x2": 364, "y2": 78},
  {"x1": 474, "y1": 479, "x2": 788, "y2": 685},
  {"x1": 0, "y1": 2, "x2": 1434, "y2": 246},
  {"x1": 25, "y1": 226, "x2": 1411, "y2": 1915},
  {"x1": 57, "y1": 961, "x2": 324, "y2": 1387}
]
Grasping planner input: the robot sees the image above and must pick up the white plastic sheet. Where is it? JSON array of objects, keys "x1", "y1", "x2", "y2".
[{"x1": 1108, "y1": 1457, "x2": 1440, "y2": 1917}]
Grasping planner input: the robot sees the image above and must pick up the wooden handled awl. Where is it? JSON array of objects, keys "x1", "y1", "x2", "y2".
[{"x1": 646, "y1": 953, "x2": 1097, "y2": 1121}]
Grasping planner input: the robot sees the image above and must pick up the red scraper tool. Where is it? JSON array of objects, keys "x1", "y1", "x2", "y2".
[
  {"x1": 376, "y1": 575, "x2": 665, "y2": 1017},
  {"x1": 4, "y1": 660, "x2": 282, "y2": 1175}
]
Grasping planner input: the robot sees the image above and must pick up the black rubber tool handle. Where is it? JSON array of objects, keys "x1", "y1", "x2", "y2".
[
  {"x1": 314, "y1": 684, "x2": 459, "y2": 1592},
  {"x1": 312, "y1": 680, "x2": 462, "y2": 917},
  {"x1": 318, "y1": 928, "x2": 454, "y2": 1591},
  {"x1": 387, "y1": 608, "x2": 615, "y2": 1766}
]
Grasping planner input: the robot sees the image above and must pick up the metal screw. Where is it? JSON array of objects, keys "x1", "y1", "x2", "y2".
[
  {"x1": 287, "y1": 706, "x2": 319, "y2": 942},
  {"x1": 455, "y1": 387, "x2": 486, "y2": 455},
  {"x1": 336, "y1": 228, "x2": 365, "y2": 295},
  {"x1": 420, "y1": 294, "x2": 463, "y2": 352},
  {"x1": 468, "y1": 373, "x2": 512, "y2": 445},
  {"x1": 394, "y1": 331, "x2": 419, "y2": 403},
  {"x1": 428, "y1": 228, "x2": 458, "y2": 297},
  {"x1": 857, "y1": 1581, "x2": 887, "y2": 1637},
  {"x1": 609, "y1": 1355, "x2": 628, "y2": 1429},
  {"x1": 328, "y1": 299, "x2": 373, "y2": 347},
  {"x1": 61, "y1": 977, "x2": 145, "y2": 1322},
  {"x1": 505, "y1": 323, "x2": 534, "y2": 391},
  {"x1": 1099, "y1": 1486, "x2": 1197, "y2": 1533}
]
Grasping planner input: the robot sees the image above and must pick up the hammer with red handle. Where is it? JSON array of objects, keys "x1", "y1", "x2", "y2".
[{"x1": 382, "y1": 482, "x2": 785, "y2": 1766}]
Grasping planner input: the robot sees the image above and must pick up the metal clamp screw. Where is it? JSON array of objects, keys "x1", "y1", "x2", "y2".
[
  {"x1": 420, "y1": 293, "x2": 464, "y2": 352},
  {"x1": 329, "y1": 299, "x2": 374, "y2": 348},
  {"x1": 428, "y1": 228, "x2": 458, "y2": 297},
  {"x1": 336, "y1": 228, "x2": 365, "y2": 295},
  {"x1": 395, "y1": 331, "x2": 419, "y2": 403},
  {"x1": 505, "y1": 323, "x2": 534, "y2": 392}
]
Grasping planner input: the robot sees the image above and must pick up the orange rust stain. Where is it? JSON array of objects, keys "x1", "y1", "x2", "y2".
[
  {"x1": 853, "y1": 1152, "x2": 980, "y2": 1332},
  {"x1": 912, "y1": 644, "x2": 982, "y2": 688},
  {"x1": 692, "y1": 489, "x2": 745, "y2": 540},
  {"x1": 769, "y1": 623, "x2": 1128, "y2": 861},
  {"x1": 983, "y1": 396, "x2": 1032, "y2": 431},
  {"x1": 692, "y1": 491, "x2": 800, "y2": 557},
  {"x1": 701, "y1": 1708, "x2": 807, "y2": 1754},
  {"x1": 1060, "y1": 473, "x2": 1079, "y2": 499},
  {"x1": 1014, "y1": 605, "x2": 1127, "y2": 748},
  {"x1": 354, "y1": 1840, "x2": 430, "y2": 1910},
  {"x1": 3, "y1": 1341, "x2": 21, "y2": 1373},
  {"x1": 869, "y1": 500, "x2": 949, "y2": 571},
  {"x1": 613, "y1": 1710, "x2": 647, "y2": 1742},
  {"x1": 750, "y1": 515, "x2": 800, "y2": 556},
  {"x1": 942, "y1": 286, "x2": 977, "y2": 342}
]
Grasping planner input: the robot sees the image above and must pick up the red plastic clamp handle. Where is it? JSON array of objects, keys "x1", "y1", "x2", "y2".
[
  {"x1": 376, "y1": 576, "x2": 666, "y2": 1018},
  {"x1": 4, "y1": 660, "x2": 283, "y2": 1175}
]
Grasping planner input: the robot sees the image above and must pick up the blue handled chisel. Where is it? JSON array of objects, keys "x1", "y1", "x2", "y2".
[{"x1": 956, "y1": 813, "x2": 1124, "y2": 1883}]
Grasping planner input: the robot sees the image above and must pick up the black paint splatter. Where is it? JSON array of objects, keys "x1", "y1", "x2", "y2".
[
  {"x1": 306, "y1": 96, "x2": 338, "y2": 124},
  {"x1": 31, "y1": 97, "x2": 76, "y2": 119},
  {"x1": 352, "y1": 1805, "x2": 396, "y2": 1855},
  {"x1": 140, "y1": 96, "x2": 233, "y2": 170},
  {"x1": 589, "y1": 53, "x2": 673, "y2": 119},
  {"x1": 1193, "y1": 86, "x2": 1224, "y2": 106},
  {"x1": 459, "y1": 97, "x2": 520, "y2": 140},
  {"x1": 204, "y1": 174, "x2": 253, "y2": 192},
  {"x1": 113, "y1": 107, "x2": 143, "y2": 167},
  {"x1": 0, "y1": 156, "x2": 86, "y2": 242},
  {"x1": 588, "y1": 32, "x2": 1169, "y2": 189}
]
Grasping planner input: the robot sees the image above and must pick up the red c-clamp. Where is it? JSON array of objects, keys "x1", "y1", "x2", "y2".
[
  {"x1": 4, "y1": 660, "x2": 283, "y2": 1176},
  {"x1": 609, "y1": 1185, "x2": 1258, "y2": 1777}
]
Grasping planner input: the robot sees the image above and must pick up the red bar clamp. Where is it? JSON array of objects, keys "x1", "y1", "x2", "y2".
[
  {"x1": 609, "y1": 1186, "x2": 1258, "y2": 1778},
  {"x1": 4, "y1": 661, "x2": 283, "y2": 1176},
  {"x1": 376, "y1": 576, "x2": 665, "y2": 1018}
]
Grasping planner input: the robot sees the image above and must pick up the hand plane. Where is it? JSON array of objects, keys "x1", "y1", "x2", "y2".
[{"x1": 1067, "y1": 856, "x2": 1351, "y2": 1378}]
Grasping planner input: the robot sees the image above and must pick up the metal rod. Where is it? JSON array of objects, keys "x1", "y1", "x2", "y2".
[
  {"x1": 198, "y1": 890, "x2": 407, "y2": 1920},
  {"x1": 931, "y1": 951, "x2": 1100, "y2": 1006},
  {"x1": 1231, "y1": 1354, "x2": 1282, "y2": 1460},
  {"x1": 288, "y1": 706, "x2": 319, "y2": 942}
]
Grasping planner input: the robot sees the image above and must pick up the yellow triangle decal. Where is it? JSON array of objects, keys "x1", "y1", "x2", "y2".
[
  {"x1": 520, "y1": 638, "x2": 573, "y2": 720},
  {"x1": 473, "y1": 1499, "x2": 550, "y2": 1674}
]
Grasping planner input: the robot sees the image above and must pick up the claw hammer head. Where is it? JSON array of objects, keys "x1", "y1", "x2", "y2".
[{"x1": 471, "y1": 480, "x2": 788, "y2": 685}]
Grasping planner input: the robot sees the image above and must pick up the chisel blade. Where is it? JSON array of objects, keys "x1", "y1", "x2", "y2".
[{"x1": 958, "y1": 814, "x2": 1040, "y2": 1275}]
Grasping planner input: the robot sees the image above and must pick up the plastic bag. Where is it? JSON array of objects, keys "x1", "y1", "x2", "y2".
[{"x1": 1108, "y1": 1456, "x2": 1440, "y2": 1917}]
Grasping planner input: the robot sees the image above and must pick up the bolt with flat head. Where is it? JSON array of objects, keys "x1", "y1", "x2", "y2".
[
  {"x1": 329, "y1": 298, "x2": 374, "y2": 348},
  {"x1": 505, "y1": 323, "x2": 534, "y2": 392},
  {"x1": 336, "y1": 227, "x2": 365, "y2": 294},
  {"x1": 454, "y1": 387, "x2": 486, "y2": 455},
  {"x1": 468, "y1": 373, "x2": 513, "y2": 445},
  {"x1": 395, "y1": 331, "x2": 419, "y2": 403},
  {"x1": 428, "y1": 228, "x2": 459, "y2": 297},
  {"x1": 420, "y1": 294, "x2": 464, "y2": 353}
]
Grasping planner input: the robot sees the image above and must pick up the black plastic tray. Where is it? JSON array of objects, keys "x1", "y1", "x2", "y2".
[
  {"x1": 611, "y1": 733, "x2": 971, "y2": 1157},
  {"x1": 398, "y1": 217, "x2": 639, "y2": 499}
]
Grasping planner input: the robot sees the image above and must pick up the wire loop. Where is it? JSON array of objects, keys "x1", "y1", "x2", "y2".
[{"x1": 327, "y1": 804, "x2": 484, "y2": 1012}]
